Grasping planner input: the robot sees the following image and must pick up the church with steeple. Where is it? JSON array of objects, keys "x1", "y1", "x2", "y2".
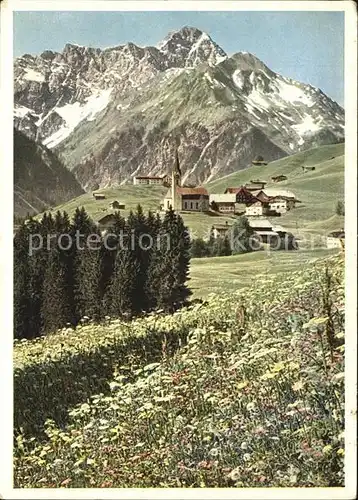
[{"x1": 163, "y1": 148, "x2": 210, "y2": 212}]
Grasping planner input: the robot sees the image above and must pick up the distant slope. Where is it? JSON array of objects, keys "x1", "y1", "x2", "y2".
[
  {"x1": 14, "y1": 129, "x2": 84, "y2": 217},
  {"x1": 207, "y1": 142, "x2": 344, "y2": 232},
  {"x1": 42, "y1": 184, "x2": 236, "y2": 239},
  {"x1": 45, "y1": 143, "x2": 344, "y2": 238}
]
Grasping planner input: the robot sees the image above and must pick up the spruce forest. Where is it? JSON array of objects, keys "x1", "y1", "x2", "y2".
[{"x1": 14, "y1": 206, "x2": 191, "y2": 340}]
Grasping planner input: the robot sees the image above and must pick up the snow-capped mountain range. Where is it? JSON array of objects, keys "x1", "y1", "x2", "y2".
[{"x1": 14, "y1": 26, "x2": 344, "y2": 189}]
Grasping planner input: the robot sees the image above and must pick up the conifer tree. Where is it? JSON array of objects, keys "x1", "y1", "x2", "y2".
[
  {"x1": 230, "y1": 216, "x2": 255, "y2": 254},
  {"x1": 105, "y1": 222, "x2": 140, "y2": 318},
  {"x1": 24, "y1": 217, "x2": 47, "y2": 337},
  {"x1": 40, "y1": 246, "x2": 73, "y2": 333},
  {"x1": 151, "y1": 208, "x2": 191, "y2": 311},
  {"x1": 127, "y1": 205, "x2": 151, "y2": 313},
  {"x1": 143, "y1": 210, "x2": 162, "y2": 310},
  {"x1": 100, "y1": 211, "x2": 126, "y2": 309},
  {"x1": 71, "y1": 207, "x2": 101, "y2": 322},
  {"x1": 14, "y1": 224, "x2": 31, "y2": 339}
]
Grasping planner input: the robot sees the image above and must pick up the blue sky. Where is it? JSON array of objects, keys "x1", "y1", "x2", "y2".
[{"x1": 14, "y1": 11, "x2": 344, "y2": 105}]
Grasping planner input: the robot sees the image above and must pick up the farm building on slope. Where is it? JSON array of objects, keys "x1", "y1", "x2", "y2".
[
  {"x1": 211, "y1": 222, "x2": 232, "y2": 239},
  {"x1": 326, "y1": 230, "x2": 345, "y2": 249},
  {"x1": 271, "y1": 175, "x2": 288, "y2": 182},
  {"x1": 97, "y1": 213, "x2": 118, "y2": 232},
  {"x1": 133, "y1": 174, "x2": 170, "y2": 186},
  {"x1": 245, "y1": 180, "x2": 267, "y2": 191},
  {"x1": 93, "y1": 193, "x2": 106, "y2": 200},
  {"x1": 109, "y1": 200, "x2": 125, "y2": 210}
]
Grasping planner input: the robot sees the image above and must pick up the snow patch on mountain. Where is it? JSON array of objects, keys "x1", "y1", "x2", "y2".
[
  {"x1": 23, "y1": 68, "x2": 45, "y2": 83},
  {"x1": 275, "y1": 79, "x2": 315, "y2": 107},
  {"x1": 232, "y1": 69, "x2": 245, "y2": 90},
  {"x1": 292, "y1": 113, "x2": 321, "y2": 135},
  {"x1": 247, "y1": 88, "x2": 271, "y2": 110},
  {"x1": 14, "y1": 105, "x2": 34, "y2": 118},
  {"x1": 188, "y1": 32, "x2": 210, "y2": 56},
  {"x1": 43, "y1": 88, "x2": 112, "y2": 148}
]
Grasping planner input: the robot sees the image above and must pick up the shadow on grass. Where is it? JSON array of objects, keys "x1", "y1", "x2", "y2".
[{"x1": 14, "y1": 326, "x2": 189, "y2": 439}]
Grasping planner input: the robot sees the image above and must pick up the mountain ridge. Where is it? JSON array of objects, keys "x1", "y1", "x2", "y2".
[
  {"x1": 14, "y1": 129, "x2": 84, "y2": 217},
  {"x1": 14, "y1": 26, "x2": 344, "y2": 190}
]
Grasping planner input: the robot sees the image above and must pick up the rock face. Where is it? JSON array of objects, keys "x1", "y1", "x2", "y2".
[
  {"x1": 14, "y1": 26, "x2": 345, "y2": 189},
  {"x1": 14, "y1": 129, "x2": 84, "y2": 217}
]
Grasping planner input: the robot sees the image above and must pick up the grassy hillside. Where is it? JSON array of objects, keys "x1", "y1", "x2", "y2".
[
  {"x1": 14, "y1": 255, "x2": 345, "y2": 487},
  {"x1": 47, "y1": 142, "x2": 344, "y2": 239},
  {"x1": 190, "y1": 247, "x2": 338, "y2": 298},
  {"x1": 208, "y1": 142, "x2": 345, "y2": 235},
  {"x1": 14, "y1": 129, "x2": 84, "y2": 217},
  {"x1": 42, "y1": 184, "x2": 236, "y2": 239}
]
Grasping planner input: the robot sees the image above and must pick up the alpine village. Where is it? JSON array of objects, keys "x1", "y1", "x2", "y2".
[{"x1": 13, "y1": 23, "x2": 346, "y2": 490}]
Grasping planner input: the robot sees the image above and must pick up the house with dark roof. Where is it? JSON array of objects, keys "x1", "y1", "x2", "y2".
[
  {"x1": 109, "y1": 200, "x2": 125, "y2": 210},
  {"x1": 224, "y1": 186, "x2": 258, "y2": 204},
  {"x1": 97, "y1": 213, "x2": 117, "y2": 232}
]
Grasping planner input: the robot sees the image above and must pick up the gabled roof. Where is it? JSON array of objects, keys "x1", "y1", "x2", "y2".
[
  {"x1": 164, "y1": 186, "x2": 209, "y2": 198},
  {"x1": 328, "y1": 230, "x2": 345, "y2": 238},
  {"x1": 209, "y1": 193, "x2": 237, "y2": 203},
  {"x1": 224, "y1": 186, "x2": 257, "y2": 197},
  {"x1": 251, "y1": 190, "x2": 271, "y2": 202},
  {"x1": 212, "y1": 223, "x2": 232, "y2": 230},
  {"x1": 255, "y1": 230, "x2": 278, "y2": 236},
  {"x1": 97, "y1": 214, "x2": 117, "y2": 224},
  {"x1": 272, "y1": 225, "x2": 286, "y2": 233},
  {"x1": 178, "y1": 187, "x2": 209, "y2": 196},
  {"x1": 261, "y1": 188, "x2": 296, "y2": 199},
  {"x1": 135, "y1": 175, "x2": 166, "y2": 180},
  {"x1": 248, "y1": 218, "x2": 273, "y2": 229}
]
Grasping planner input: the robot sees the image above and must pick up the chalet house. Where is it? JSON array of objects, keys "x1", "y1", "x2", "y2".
[
  {"x1": 109, "y1": 200, "x2": 125, "y2": 210},
  {"x1": 248, "y1": 218, "x2": 276, "y2": 243},
  {"x1": 326, "y1": 230, "x2": 345, "y2": 249},
  {"x1": 250, "y1": 190, "x2": 271, "y2": 203},
  {"x1": 248, "y1": 218, "x2": 288, "y2": 244},
  {"x1": 211, "y1": 222, "x2": 231, "y2": 239},
  {"x1": 164, "y1": 186, "x2": 210, "y2": 212},
  {"x1": 252, "y1": 160, "x2": 268, "y2": 166},
  {"x1": 209, "y1": 193, "x2": 237, "y2": 213},
  {"x1": 134, "y1": 174, "x2": 170, "y2": 186},
  {"x1": 268, "y1": 196, "x2": 291, "y2": 214},
  {"x1": 245, "y1": 200, "x2": 270, "y2": 217},
  {"x1": 245, "y1": 180, "x2": 267, "y2": 191},
  {"x1": 93, "y1": 193, "x2": 106, "y2": 200},
  {"x1": 260, "y1": 189, "x2": 300, "y2": 212},
  {"x1": 97, "y1": 214, "x2": 117, "y2": 232},
  {"x1": 271, "y1": 175, "x2": 288, "y2": 183},
  {"x1": 224, "y1": 186, "x2": 258, "y2": 204}
]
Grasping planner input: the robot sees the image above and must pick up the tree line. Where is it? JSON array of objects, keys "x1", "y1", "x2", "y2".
[{"x1": 14, "y1": 206, "x2": 191, "y2": 340}]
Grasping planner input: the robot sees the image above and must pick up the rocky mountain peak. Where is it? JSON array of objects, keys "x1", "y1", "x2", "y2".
[
  {"x1": 158, "y1": 25, "x2": 227, "y2": 67},
  {"x1": 14, "y1": 26, "x2": 344, "y2": 190}
]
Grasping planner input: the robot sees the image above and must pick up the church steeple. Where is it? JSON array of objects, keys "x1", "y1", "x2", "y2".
[
  {"x1": 171, "y1": 147, "x2": 181, "y2": 211},
  {"x1": 174, "y1": 148, "x2": 181, "y2": 186}
]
